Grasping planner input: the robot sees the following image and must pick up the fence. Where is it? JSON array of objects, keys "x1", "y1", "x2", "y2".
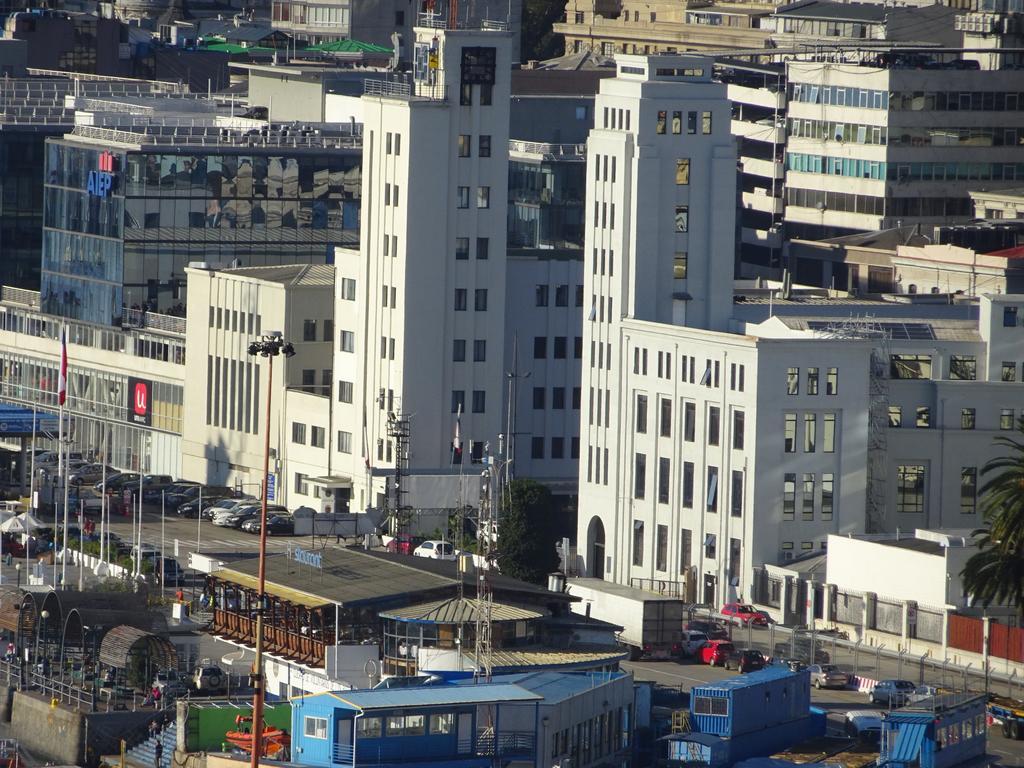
[
  {"x1": 834, "y1": 590, "x2": 864, "y2": 625},
  {"x1": 875, "y1": 598, "x2": 903, "y2": 635},
  {"x1": 914, "y1": 606, "x2": 945, "y2": 643},
  {"x1": 948, "y1": 614, "x2": 985, "y2": 655}
]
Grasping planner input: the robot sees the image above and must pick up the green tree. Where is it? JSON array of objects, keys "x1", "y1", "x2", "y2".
[
  {"x1": 521, "y1": 0, "x2": 567, "y2": 62},
  {"x1": 498, "y1": 478, "x2": 561, "y2": 584},
  {"x1": 961, "y1": 417, "x2": 1024, "y2": 614}
]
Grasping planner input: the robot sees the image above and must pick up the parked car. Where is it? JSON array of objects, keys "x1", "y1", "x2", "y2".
[
  {"x1": 725, "y1": 649, "x2": 767, "y2": 673},
  {"x1": 159, "y1": 558, "x2": 185, "y2": 587},
  {"x1": 192, "y1": 665, "x2": 227, "y2": 694},
  {"x1": 201, "y1": 497, "x2": 255, "y2": 521},
  {"x1": 720, "y1": 603, "x2": 771, "y2": 626},
  {"x1": 679, "y1": 630, "x2": 710, "y2": 656},
  {"x1": 93, "y1": 472, "x2": 138, "y2": 493},
  {"x1": 153, "y1": 669, "x2": 182, "y2": 693},
  {"x1": 845, "y1": 710, "x2": 883, "y2": 744},
  {"x1": 241, "y1": 514, "x2": 294, "y2": 536},
  {"x1": 214, "y1": 504, "x2": 261, "y2": 529},
  {"x1": 807, "y1": 663, "x2": 849, "y2": 689},
  {"x1": 144, "y1": 480, "x2": 198, "y2": 503},
  {"x1": 699, "y1": 640, "x2": 735, "y2": 666},
  {"x1": 67, "y1": 463, "x2": 117, "y2": 485},
  {"x1": 909, "y1": 684, "x2": 942, "y2": 703},
  {"x1": 685, "y1": 619, "x2": 730, "y2": 640},
  {"x1": 773, "y1": 640, "x2": 831, "y2": 665},
  {"x1": 166, "y1": 484, "x2": 234, "y2": 511},
  {"x1": 868, "y1": 679, "x2": 916, "y2": 707},
  {"x1": 386, "y1": 533, "x2": 424, "y2": 556},
  {"x1": 413, "y1": 540, "x2": 456, "y2": 560},
  {"x1": 177, "y1": 494, "x2": 231, "y2": 519}
]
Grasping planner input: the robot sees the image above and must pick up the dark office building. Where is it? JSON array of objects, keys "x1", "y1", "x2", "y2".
[{"x1": 41, "y1": 127, "x2": 362, "y2": 325}]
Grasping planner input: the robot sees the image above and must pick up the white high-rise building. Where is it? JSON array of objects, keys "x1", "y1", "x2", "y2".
[{"x1": 323, "y1": 25, "x2": 514, "y2": 514}]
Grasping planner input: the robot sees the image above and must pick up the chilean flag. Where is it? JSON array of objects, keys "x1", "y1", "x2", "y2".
[
  {"x1": 58, "y1": 327, "x2": 67, "y2": 406},
  {"x1": 452, "y1": 405, "x2": 462, "y2": 461}
]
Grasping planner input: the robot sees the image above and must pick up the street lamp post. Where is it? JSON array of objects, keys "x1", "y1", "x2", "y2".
[
  {"x1": 246, "y1": 332, "x2": 294, "y2": 768},
  {"x1": 38, "y1": 609, "x2": 49, "y2": 677}
]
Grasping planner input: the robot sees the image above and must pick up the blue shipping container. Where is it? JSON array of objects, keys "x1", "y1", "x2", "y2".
[
  {"x1": 690, "y1": 667, "x2": 812, "y2": 738},
  {"x1": 667, "y1": 712, "x2": 825, "y2": 767}
]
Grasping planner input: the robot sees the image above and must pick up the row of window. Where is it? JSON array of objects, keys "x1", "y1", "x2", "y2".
[
  {"x1": 633, "y1": 348, "x2": 745, "y2": 391},
  {"x1": 456, "y1": 186, "x2": 491, "y2": 209},
  {"x1": 783, "y1": 412, "x2": 837, "y2": 453},
  {"x1": 455, "y1": 236, "x2": 489, "y2": 260},
  {"x1": 298, "y1": 368, "x2": 331, "y2": 397},
  {"x1": 301, "y1": 318, "x2": 333, "y2": 342},
  {"x1": 787, "y1": 153, "x2": 886, "y2": 180},
  {"x1": 786, "y1": 186, "x2": 972, "y2": 218},
  {"x1": 454, "y1": 289, "x2": 489, "y2": 311},
  {"x1": 592, "y1": 247, "x2": 615, "y2": 277},
  {"x1": 790, "y1": 85, "x2": 1024, "y2": 113},
  {"x1": 786, "y1": 366, "x2": 839, "y2": 395},
  {"x1": 533, "y1": 386, "x2": 583, "y2": 410},
  {"x1": 782, "y1": 472, "x2": 836, "y2": 521},
  {"x1": 635, "y1": 395, "x2": 746, "y2": 450},
  {"x1": 590, "y1": 294, "x2": 614, "y2": 323},
  {"x1": 601, "y1": 106, "x2": 632, "y2": 131},
  {"x1": 536, "y1": 283, "x2": 584, "y2": 307},
  {"x1": 291, "y1": 421, "x2": 326, "y2": 448},
  {"x1": 633, "y1": 453, "x2": 744, "y2": 516},
  {"x1": 534, "y1": 335, "x2": 583, "y2": 360},
  {"x1": 209, "y1": 306, "x2": 262, "y2": 336},
  {"x1": 453, "y1": 339, "x2": 487, "y2": 362},
  {"x1": 656, "y1": 110, "x2": 712, "y2": 136},
  {"x1": 456, "y1": 134, "x2": 493, "y2": 158},
  {"x1": 788, "y1": 118, "x2": 887, "y2": 146},
  {"x1": 451, "y1": 389, "x2": 487, "y2": 413},
  {"x1": 590, "y1": 340, "x2": 613, "y2": 371},
  {"x1": 889, "y1": 405, "x2": 1018, "y2": 431},
  {"x1": 632, "y1": 522, "x2": 739, "y2": 578},
  {"x1": 529, "y1": 436, "x2": 581, "y2": 460}
]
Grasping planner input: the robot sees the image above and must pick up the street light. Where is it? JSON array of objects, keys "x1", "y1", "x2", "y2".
[
  {"x1": 245, "y1": 332, "x2": 294, "y2": 768},
  {"x1": 38, "y1": 609, "x2": 49, "y2": 676}
]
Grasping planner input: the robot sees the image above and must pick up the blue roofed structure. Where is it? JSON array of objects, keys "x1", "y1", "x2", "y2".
[
  {"x1": 880, "y1": 693, "x2": 989, "y2": 768},
  {"x1": 290, "y1": 670, "x2": 637, "y2": 768}
]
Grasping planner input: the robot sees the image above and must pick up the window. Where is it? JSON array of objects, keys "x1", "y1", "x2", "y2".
[
  {"x1": 704, "y1": 532, "x2": 717, "y2": 560},
  {"x1": 357, "y1": 717, "x2": 382, "y2": 738},
  {"x1": 534, "y1": 336, "x2": 547, "y2": 358},
  {"x1": 479, "y1": 135, "x2": 491, "y2": 157},
  {"x1": 784, "y1": 413, "x2": 796, "y2": 453},
  {"x1": 636, "y1": 394, "x2": 648, "y2": 433},
  {"x1": 889, "y1": 406, "x2": 902, "y2": 427},
  {"x1": 533, "y1": 387, "x2": 546, "y2": 409},
  {"x1": 682, "y1": 462, "x2": 694, "y2": 507},
  {"x1": 477, "y1": 186, "x2": 490, "y2": 208},
  {"x1": 555, "y1": 284, "x2": 569, "y2": 307},
  {"x1": 475, "y1": 289, "x2": 488, "y2": 311},
  {"x1": 303, "y1": 319, "x2": 316, "y2": 341},
  {"x1": 1004, "y1": 306, "x2": 1018, "y2": 327},
  {"x1": 916, "y1": 407, "x2": 931, "y2": 428},
  {"x1": 311, "y1": 426, "x2": 325, "y2": 448},
  {"x1": 337, "y1": 430, "x2": 352, "y2": 454},
  {"x1": 476, "y1": 237, "x2": 489, "y2": 260},
  {"x1": 684, "y1": 402, "x2": 695, "y2": 441},
  {"x1": 451, "y1": 390, "x2": 465, "y2": 413},
  {"x1": 634, "y1": 453, "x2": 646, "y2": 499},
  {"x1": 673, "y1": 252, "x2": 688, "y2": 280},
  {"x1": 950, "y1": 355, "x2": 977, "y2": 380},
  {"x1": 891, "y1": 354, "x2": 932, "y2": 380},
  {"x1": 454, "y1": 289, "x2": 467, "y2": 311},
  {"x1": 896, "y1": 465, "x2": 926, "y2": 514},
  {"x1": 652, "y1": 524, "x2": 668, "y2": 571},
  {"x1": 733, "y1": 410, "x2": 744, "y2": 450},
  {"x1": 472, "y1": 390, "x2": 486, "y2": 413},
  {"x1": 786, "y1": 367, "x2": 799, "y2": 395},
  {"x1": 455, "y1": 237, "x2": 469, "y2": 260},
  {"x1": 687, "y1": 111, "x2": 697, "y2": 134},
  {"x1": 730, "y1": 470, "x2": 743, "y2": 517},
  {"x1": 706, "y1": 466, "x2": 719, "y2": 512},
  {"x1": 340, "y1": 278, "x2": 356, "y2": 300},
  {"x1": 294, "y1": 472, "x2": 309, "y2": 495},
  {"x1": 453, "y1": 339, "x2": 466, "y2": 362},
  {"x1": 660, "y1": 398, "x2": 672, "y2": 437},
  {"x1": 338, "y1": 380, "x2": 353, "y2": 403},
  {"x1": 339, "y1": 330, "x2": 354, "y2": 352},
  {"x1": 536, "y1": 285, "x2": 549, "y2": 306},
  {"x1": 826, "y1": 367, "x2": 838, "y2": 395},
  {"x1": 554, "y1": 337, "x2": 567, "y2": 358},
  {"x1": 552, "y1": 387, "x2": 565, "y2": 409},
  {"x1": 303, "y1": 716, "x2": 327, "y2": 739},
  {"x1": 821, "y1": 474, "x2": 834, "y2": 520},
  {"x1": 823, "y1": 413, "x2": 836, "y2": 452},
  {"x1": 632, "y1": 521, "x2": 644, "y2": 566},
  {"x1": 675, "y1": 158, "x2": 690, "y2": 185},
  {"x1": 804, "y1": 414, "x2": 816, "y2": 451},
  {"x1": 802, "y1": 474, "x2": 815, "y2": 520},
  {"x1": 674, "y1": 205, "x2": 689, "y2": 233},
  {"x1": 1002, "y1": 362, "x2": 1017, "y2": 382},
  {"x1": 576, "y1": 285, "x2": 584, "y2": 306},
  {"x1": 457, "y1": 186, "x2": 470, "y2": 208},
  {"x1": 658, "y1": 457, "x2": 671, "y2": 504},
  {"x1": 291, "y1": 422, "x2": 306, "y2": 444},
  {"x1": 531, "y1": 437, "x2": 544, "y2": 459},
  {"x1": 961, "y1": 467, "x2": 977, "y2": 514},
  {"x1": 783, "y1": 474, "x2": 796, "y2": 519},
  {"x1": 807, "y1": 367, "x2": 819, "y2": 395},
  {"x1": 671, "y1": 111, "x2": 682, "y2": 134},
  {"x1": 458, "y1": 134, "x2": 471, "y2": 157},
  {"x1": 708, "y1": 406, "x2": 720, "y2": 446},
  {"x1": 572, "y1": 387, "x2": 581, "y2": 409},
  {"x1": 656, "y1": 110, "x2": 667, "y2": 134},
  {"x1": 473, "y1": 339, "x2": 486, "y2": 362},
  {"x1": 1002, "y1": 408, "x2": 1015, "y2": 430},
  {"x1": 701, "y1": 111, "x2": 712, "y2": 134},
  {"x1": 962, "y1": 408, "x2": 975, "y2": 429},
  {"x1": 430, "y1": 713, "x2": 454, "y2": 735}
]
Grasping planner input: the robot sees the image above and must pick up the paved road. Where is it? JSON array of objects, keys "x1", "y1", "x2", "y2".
[{"x1": 622, "y1": 655, "x2": 1024, "y2": 766}]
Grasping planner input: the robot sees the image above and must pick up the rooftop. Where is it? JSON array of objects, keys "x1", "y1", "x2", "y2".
[
  {"x1": 877, "y1": 538, "x2": 945, "y2": 556},
  {"x1": 379, "y1": 597, "x2": 547, "y2": 625},
  {"x1": 461, "y1": 646, "x2": 628, "y2": 670},
  {"x1": 773, "y1": 1, "x2": 888, "y2": 23},
  {"x1": 219, "y1": 264, "x2": 336, "y2": 288},
  {"x1": 693, "y1": 665, "x2": 801, "y2": 693},
  {"x1": 311, "y1": 683, "x2": 543, "y2": 710},
  {"x1": 779, "y1": 317, "x2": 982, "y2": 343},
  {"x1": 458, "y1": 670, "x2": 626, "y2": 704}
]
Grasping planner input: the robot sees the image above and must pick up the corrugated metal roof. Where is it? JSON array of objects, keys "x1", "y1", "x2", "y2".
[
  {"x1": 210, "y1": 567, "x2": 330, "y2": 608},
  {"x1": 222, "y1": 264, "x2": 335, "y2": 288},
  {"x1": 694, "y1": 665, "x2": 797, "y2": 692},
  {"x1": 332, "y1": 684, "x2": 542, "y2": 710},
  {"x1": 379, "y1": 597, "x2": 546, "y2": 624},
  {"x1": 888, "y1": 722, "x2": 927, "y2": 762},
  {"x1": 462, "y1": 646, "x2": 628, "y2": 669},
  {"x1": 482, "y1": 670, "x2": 625, "y2": 704}
]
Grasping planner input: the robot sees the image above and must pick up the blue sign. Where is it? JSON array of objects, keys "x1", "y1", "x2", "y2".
[
  {"x1": 0, "y1": 405, "x2": 61, "y2": 437},
  {"x1": 265, "y1": 473, "x2": 276, "y2": 501},
  {"x1": 291, "y1": 547, "x2": 322, "y2": 569},
  {"x1": 87, "y1": 170, "x2": 115, "y2": 197}
]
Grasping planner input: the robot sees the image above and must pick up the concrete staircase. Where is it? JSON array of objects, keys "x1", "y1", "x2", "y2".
[{"x1": 125, "y1": 722, "x2": 176, "y2": 768}]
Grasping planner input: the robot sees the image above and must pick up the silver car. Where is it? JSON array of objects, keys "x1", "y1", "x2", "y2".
[{"x1": 808, "y1": 663, "x2": 849, "y2": 689}]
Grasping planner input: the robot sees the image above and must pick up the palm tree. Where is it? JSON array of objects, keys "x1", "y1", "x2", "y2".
[{"x1": 961, "y1": 417, "x2": 1024, "y2": 614}]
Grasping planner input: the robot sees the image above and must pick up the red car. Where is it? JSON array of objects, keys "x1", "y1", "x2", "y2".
[
  {"x1": 699, "y1": 640, "x2": 735, "y2": 666},
  {"x1": 385, "y1": 533, "x2": 423, "y2": 555},
  {"x1": 720, "y1": 603, "x2": 771, "y2": 626}
]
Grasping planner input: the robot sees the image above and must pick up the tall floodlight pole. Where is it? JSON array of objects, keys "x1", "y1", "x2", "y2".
[{"x1": 246, "y1": 332, "x2": 294, "y2": 768}]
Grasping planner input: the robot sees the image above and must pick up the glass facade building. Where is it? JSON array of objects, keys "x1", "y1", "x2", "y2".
[
  {"x1": 0, "y1": 127, "x2": 59, "y2": 290},
  {"x1": 508, "y1": 154, "x2": 585, "y2": 252},
  {"x1": 41, "y1": 137, "x2": 362, "y2": 325}
]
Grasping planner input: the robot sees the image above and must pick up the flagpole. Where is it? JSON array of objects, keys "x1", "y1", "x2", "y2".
[
  {"x1": 59, "y1": 326, "x2": 69, "y2": 588},
  {"x1": 55, "y1": 394, "x2": 62, "y2": 588}
]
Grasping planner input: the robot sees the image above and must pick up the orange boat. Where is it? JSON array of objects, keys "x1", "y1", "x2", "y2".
[{"x1": 225, "y1": 715, "x2": 291, "y2": 759}]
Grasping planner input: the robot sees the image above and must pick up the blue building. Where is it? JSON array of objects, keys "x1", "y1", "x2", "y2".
[
  {"x1": 290, "y1": 670, "x2": 637, "y2": 768},
  {"x1": 879, "y1": 693, "x2": 988, "y2": 768}
]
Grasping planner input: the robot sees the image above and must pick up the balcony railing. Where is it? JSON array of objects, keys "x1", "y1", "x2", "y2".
[
  {"x1": 477, "y1": 730, "x2": 536, "y2": 756},
  {"x1": 122, "y1": 307, "x2": 186, "y2": 335},
  {"x1": 212, "y1": 608, "x2": 330, "y2": 667},
  {"x1": 363, "y1": 78, "x2": 447, "y2": 102},
  {"x1": 508, "y1": 140, "x2": 587, "y2": 160},
  {"x1": 0, "y1": 286, "x2": 40, "y2": 308}
]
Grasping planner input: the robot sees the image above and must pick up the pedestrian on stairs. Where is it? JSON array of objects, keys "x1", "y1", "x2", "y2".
[{"x1": 154, "y1": 738, "x2": 163, "y2": 768}]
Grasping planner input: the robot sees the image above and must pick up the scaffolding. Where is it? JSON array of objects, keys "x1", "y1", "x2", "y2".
[
  {"x1": 474, "y1": 469, "x2": 494, "y2": 683},
  {"x1": 383, "y1": 413, "x2": 412, "y2": 537},
  {"x1": 814, "y1": 316, "x2": 892, "y2": 532}
]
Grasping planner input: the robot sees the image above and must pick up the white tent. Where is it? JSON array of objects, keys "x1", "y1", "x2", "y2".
[{"x1": 0, "y1": 512, "x2": 45, "y2": 534}]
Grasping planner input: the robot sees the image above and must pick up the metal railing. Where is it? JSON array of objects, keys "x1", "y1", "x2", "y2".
[
  {"x1": 476, "y1": 730, "x2": 535, "y2": 756},
  {"x1": 28, "y1": 670, "x2": 95, "y2": 711},
  {"x1": 630, "y1": 577, "x2": 687, "y2": 598},
  {"x1": 70, "y1": 124, "x2": 148, "y2": 147},
  {"x1": 27, "y1": 69, "x2": 188, "y2": 93},
  {"x1": 0, "y1": 286, "x2": 40, "y2": 308},
  {"x1": 363, "y1": 78, "x2": 448, "y2": 102},
  {"x1": 332, "y1": 743, "x2": 355, "y2": 764},
  {"x1": 121, "y1": 307, "x2": 187, "y2": 335},
  {"x1": 508, "y1": 140, "x2": 587, "y2": 159}
]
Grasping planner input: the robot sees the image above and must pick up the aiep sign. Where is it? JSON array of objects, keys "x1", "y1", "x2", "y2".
[
  {"x1": 127, "y1": 376, "x2": 152, "y2": 426},
  {"x1": 87, "y1": 151, "x2": 117, "y2": 198}
]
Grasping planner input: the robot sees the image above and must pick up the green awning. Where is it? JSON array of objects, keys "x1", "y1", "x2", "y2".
[{"x1": 306, "y1": 39, "x2": 392, "y2": 54}]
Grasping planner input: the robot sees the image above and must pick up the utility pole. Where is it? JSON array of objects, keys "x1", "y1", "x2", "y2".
[{"x1": 474, "y1": 465, "x2": 494, "y2": 683}]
